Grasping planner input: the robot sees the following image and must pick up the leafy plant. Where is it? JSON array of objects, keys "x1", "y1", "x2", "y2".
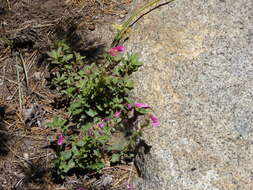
[{"x1": 47, "y1": 40, "x2": 159, "y2": 178}]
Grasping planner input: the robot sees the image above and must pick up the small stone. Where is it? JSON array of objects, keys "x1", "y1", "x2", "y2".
[
  {"x1": 23, "y1": 153, "x2": 29, "y2": 160},
  {"x1": 33, "y1": 71, "x2": 41, "y2": 80},
  {"x1": 2, "y1": 21, "x2": 7, "y2": 26},
  {"x1": 119, "y1": 14, "x2": 125, "y2": 18},
  {"x1": 88, "y1": 24, "x2": 95, "y2": 31}
]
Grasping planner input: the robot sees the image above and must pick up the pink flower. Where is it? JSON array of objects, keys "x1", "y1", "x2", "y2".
[
  {"x1": 98, "y1": 122, "x2": 105, "y2": 128},
  {"x1": 127, "y1": 183, "x2": 134, "y2": 190},
  {"x1": 57, "y1": 134, "x2": 64, "y2": 145},
  {"x1": 149, "y1": 114, "x2": 160, "y2": 127},
  {"x1": 102, "y1": 118, "x2": 110, "y2": 122},
  {"x1": 112, "y1": 45, "x2": 125, "y2": 52},
  {"x1": 134, "y1": 102, "x2": 150, "y2": 109},
  {"x1": 125, "y1": 103, "x2": 133, "y2": 110},
  {"x1": 98, "y1": 118, "x2": 111, "y2": 128},
  {"x1": 124, "y1": 181, "x2": 134, "y2": 190},
  {"x1": 114, "y1": 111, "x2": 121, "y2": 118},
  {"x1": 109, "y1": 45, "x2": 126, "y2": 56}
]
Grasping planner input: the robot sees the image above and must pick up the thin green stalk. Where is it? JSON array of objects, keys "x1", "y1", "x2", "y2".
[{"x1": 112, "y1": 0, "x2": 175, "y2": 47}]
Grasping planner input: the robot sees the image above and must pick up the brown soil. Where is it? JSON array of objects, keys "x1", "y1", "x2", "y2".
[{"x1": 0, "y1": 0, "x2": 136, "y2": 189}]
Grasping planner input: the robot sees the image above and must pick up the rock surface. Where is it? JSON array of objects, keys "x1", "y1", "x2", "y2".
[{"x1": 125, "y1": 0, "x2": 253, "y2": 189}]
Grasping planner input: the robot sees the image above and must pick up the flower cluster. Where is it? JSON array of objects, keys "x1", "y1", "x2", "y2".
[
  {"x1": 56, "y1": 102, "x2": 160, "y2": 146},
  {"x1": 126, "y1": 102, "x2": 160, "y2": 128}
]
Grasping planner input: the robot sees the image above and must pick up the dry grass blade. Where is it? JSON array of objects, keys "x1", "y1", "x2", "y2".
[
  {"x1": 2, "y1": 141, "x2": 31, "y2": 164},
  {"x1": 112, "y1": 172, "x2": 128, "y2": 187},
  {"x1": 126, "y1": 161, "x2": 134, "y2": 187},
  {"x1": 102, "y1": 165, "x2": 136, "y2": 172},
  {"x1": 0, "y1": 75, "x2": 19, "y2": 85},
  {"x1": 95, "y1": 0, "x2": 103, "y2": 7},
  {"x1": 19, "y1": 53, "x2": 29, "y2": 89},
  {"x1": 6, "y1": 0, "x2": 11, "y2": 10},
  {"x1": 16, "y1": 63, "x2": 23, "y2": 112},
  {"x1": 0, "y1": 129, "x2": 46, "y2": 140},
  {"x1": 32, "y1": 23, "x2": 54, "y2": 28},
  {"x1": 9, "y1": 53, "x2": 36, "y2": 100}
]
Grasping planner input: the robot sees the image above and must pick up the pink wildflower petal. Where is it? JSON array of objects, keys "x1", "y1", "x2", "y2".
[
  {"x1": 127, "y1": 183, "x2": 134, "y2": 190},
  {"x1": 112, "y1": 45, "x2": 125, "y2": 52},
  {"x1": 102, "y1": 118, "x2": 110, "y2": 122},
  {"x1": 124, "y1": 181, "x2": 134, "y2": 190},
  {"x1": 109, "y1": 45, "x2": 125, "y2": 56},
  {"x1": 114, "y1": 111, "x2": 121, "y2": 118},
  {"x1": 134, "y1": 102, "x2": 150, "y2": 109},
  {"x1": 57, "y1": 134, "x2": 64, "y2": 145},
  {"x1": 98, "y1": 122, "x2": 105, "y2": 128},
  {"x1": 125, "y1": 103, "x2": 133, "y2": 110},
  {"x1": 149, "y1": 114, "x2": 160, "y2": 127}
]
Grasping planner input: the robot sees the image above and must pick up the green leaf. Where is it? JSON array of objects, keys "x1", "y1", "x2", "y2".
[
  {"x1": 72, "y1": 108, "x2": 83, "y2": 115},
  {"x1": 125, "y1": 79, "x2": 134, "y2": 89},
  {"x1": 63, "y1": 87, "x2": 75, "y2": 96},
  {"x1": 96, "y1": 135, "x2": 109, "y2": 145},
  {"x1": 114, "y1": 117, "x2": 122, "y2": 123},
  {"x1": 62, "y1": 159, "x2": 75, "y2": 173},
  {"x1": 74, "y1": 52, "x2": 85, "y2": 62},
  {"x1": 81, "y1": 123, "x2": 92, "y2": 131},
  {"x1": 69, "y1": 101, "x2": 82, "y2": 111},
  {"x1": 96, "y1": 104, "x2": 103, "y2": 111},
  {"x1": 76, "y1": 140, "x2": 85, "y2": 147},
  {"x1": 85, "y1": 109, "x2": 97, "y2": 117},
  {"x1": 89, "y1": 161, "x2": 104, "y2": 171},
  {"x1": 47, "y1": 50, "x2": 58, "y2": 60},
  {"x1": 68, "y1": 159, "x2": 75, "y2": 169},
  {"x1": 47, "y1": 116, "x2": 66, "y2": 129},
  {"x1": 125, "y1": 97, "x2": 134, "y2": 104},
  {"x1": 72, "y1": 145, "x2": 80, "y2": 156},
  {"x1": 62, "y1": 54, "x2": 73, "y2": 62},
  {"x1": 108, "y1": 142, "x2": 126, "y2": 151},
  {"x1": 111, "y1": 153, "x2": 121, "y2": 163},
  {"x1": 136, "y1": 107, "x2": 149, "y2": 114},
  {"x1": 78, "y1": 70, "x2": 85, "y2": 76},
  {"x1": 93, "y1": 149, "x2": 101, "y2": 157},
  {"x1": 61, "y1": 150, "x2": 72, "y2": 160}
]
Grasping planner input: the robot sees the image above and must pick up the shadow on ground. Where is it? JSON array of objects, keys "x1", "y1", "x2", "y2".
[{"x1": 0, "y1": 105, "x2": 10, "y2": 156}]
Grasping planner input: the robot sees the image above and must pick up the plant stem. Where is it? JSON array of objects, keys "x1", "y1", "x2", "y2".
[{"x1": 111, "y1": 0, "x2": 175, "y2": 47}]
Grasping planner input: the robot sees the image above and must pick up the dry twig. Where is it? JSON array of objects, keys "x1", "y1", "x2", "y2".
[
  {"x1": 113, "y1": 172, "x2": 128, "y2": 187},
  {"x1": 19, "y1": 53, "x2": 29, "y2": 89},
  {"x1": 6, "y1": 0, "x2": 11, "y2": 10},
  {"x1": 16, "y1": 63, "x2": 23, "y2": 112},
  {"x1": 9, "y1": 53, "x2": 36, "y2": 100}
]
